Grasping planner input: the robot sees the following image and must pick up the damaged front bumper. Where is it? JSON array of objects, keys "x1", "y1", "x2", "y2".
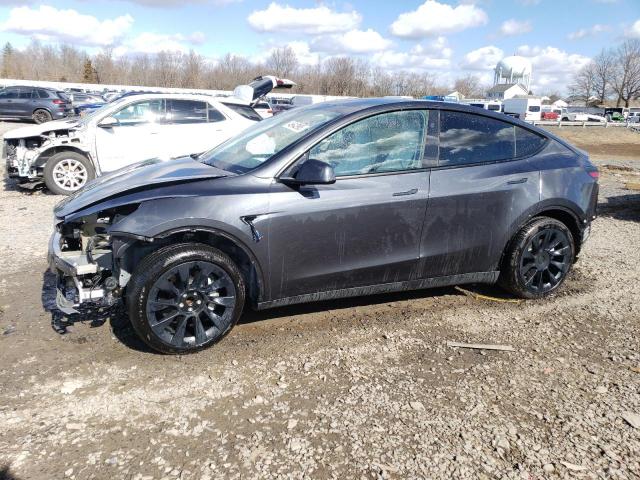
[
  {"x1": 3, "y1": 139, "x2": 41, "y2": 179},
  {"x1": 48, "y1": 230, "x2": 116, "y2": 314}
]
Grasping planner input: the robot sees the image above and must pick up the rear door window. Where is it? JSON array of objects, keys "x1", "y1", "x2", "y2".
[
  {"x1": 166, "y1": 99, "x2": 207, "y2": 124},
  {"x1": 515, "y1": 127, "x2": 547, "y2": 157},
  {"x1": 18, "y1": 89, "x2": 33, "y2": 99},
  {"x1": 439, "y1": 111, "x2": 515, "y2": 167}
]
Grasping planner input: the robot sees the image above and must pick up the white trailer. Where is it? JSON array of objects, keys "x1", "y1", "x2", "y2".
[{"x1": 502, "y1": 97, "x2": 541, "y2": 121}]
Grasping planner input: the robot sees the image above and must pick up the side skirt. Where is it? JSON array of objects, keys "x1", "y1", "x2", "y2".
[{"x1": 255, "y1": 271, "x2": 500, "y2": 310}]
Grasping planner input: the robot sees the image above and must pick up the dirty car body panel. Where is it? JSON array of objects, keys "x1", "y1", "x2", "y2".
[{"x1": 48, "y1": 99, "x2": 598, "y2": 343}]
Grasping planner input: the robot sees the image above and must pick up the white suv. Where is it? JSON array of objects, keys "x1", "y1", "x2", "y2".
[{"x1": 4, "y1": 76, "x2": 295, "y2": 194}]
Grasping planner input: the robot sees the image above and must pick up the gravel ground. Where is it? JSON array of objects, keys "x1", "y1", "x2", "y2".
[{"x1": 0, "y1": 121, "x2": 639, "y2": 480}]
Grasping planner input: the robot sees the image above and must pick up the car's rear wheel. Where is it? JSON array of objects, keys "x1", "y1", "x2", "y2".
[
  {"x1": 499, "y1": 217, "x2": 575, "y2": 299},
  {"x1": 32, "y1": 109, "x2": 52, "y2": 124},
  {"x1": 127, "y1": 243, "x2": 245, "y2": 354},
  {"x1": 43, "y1": 151, "x2": 95, "y2": 195}
]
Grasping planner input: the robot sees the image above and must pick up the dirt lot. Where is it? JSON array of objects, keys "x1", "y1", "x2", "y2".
[{"x1": 0, "y1": 122, "x2": 639, "y2": 480}]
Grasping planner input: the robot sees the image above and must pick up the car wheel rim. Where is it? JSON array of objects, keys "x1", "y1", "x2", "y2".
[
  {"x1": 519, "y1": 228, "x2": 571, "y2": 294},
  {"x1": 52, "y1": 159, "x2": 88, "y2": 191},
  {"x1": 35, "y1": 111, "x2": 49, "y2": 123},
  {"x1": 146, "y1": 261, "x2": 236, "y2": 348}
]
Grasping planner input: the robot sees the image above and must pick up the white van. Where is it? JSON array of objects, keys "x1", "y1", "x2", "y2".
[
  {"x1": 502, "y1": 97, "x2": 542, "y2": 121},
  {"x1": 468, "y1": 100, "x2": 502, "y2": 113}
]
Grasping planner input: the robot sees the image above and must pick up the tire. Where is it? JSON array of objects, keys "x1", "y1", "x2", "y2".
[
  {"x1": 127, "y1": 243, "x2": 246, "y2": 354},
  {"x1": 499, "y1": 217, "x2": 575, "y2": 299},
  {"x1": 43, "y1": 151, "x2": 95, "y2": 195},
  {"x1": 32, "y1": 109, "x2": 52, "y2": 124}
]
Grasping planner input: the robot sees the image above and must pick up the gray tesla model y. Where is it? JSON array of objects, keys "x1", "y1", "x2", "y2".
[{"x1": 49, "y1": 98, "x2": 599, "y2": 353}]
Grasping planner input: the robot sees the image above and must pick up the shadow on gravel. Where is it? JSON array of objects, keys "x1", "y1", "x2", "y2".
[
  {"x1": 597, "y1": 194, "x2": 640, "y2": 222},
  {"x1": 2, "y1": 174, "x2": 48, "y2": 195},
  {"x1": 0, "y1": 465, "x2": 21, "y2": 480},
  {"x1": 240, "y1": 285, "x2": 464, "y2": 325}
]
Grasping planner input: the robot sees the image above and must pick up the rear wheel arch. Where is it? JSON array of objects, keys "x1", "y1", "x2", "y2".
[
  {"x1": 500, "y1": 205, "x2": 583, "y2": 270},
  {"x1": 117, "y1": 228, "x2": 265, "y2": 306}
]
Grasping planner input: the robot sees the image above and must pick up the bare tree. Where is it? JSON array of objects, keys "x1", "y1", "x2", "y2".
[
  {"x1": 611, "y1": 39, "x2": 640, "y2": 107},
  {"x1": 321, "y1": 57, "x2": 356, "y2": 96},
  {"x1": 570, "y1": 63, "x2": 596, "y2": 105},
  {"x1": 592, "y1": 49, "x2": 615, "y2": 104},
  {"x1": 453, "y1": 74, "x2": 483, "y2": 98},
  {"x1": 266, "y1": 46, "x2": 298, "y2": 78}
]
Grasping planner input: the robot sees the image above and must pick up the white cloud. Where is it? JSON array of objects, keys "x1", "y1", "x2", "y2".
[
  {"x1": 499, "y1": 19, "x2": 532, "y2": 36},
  {"x1": 114, "y1": 32, "x2": 192, "y2": 55},
  {"x1": 1, "y1": 5, "x2": 133, "y2": 46},
  {"x1": 248, "y1": 3, "x2": 361, "y2": 34},
  {"x1": 390, "y1": 0, "x2": 488, "y2": 38},
  {"x1": 626, "y1": 19, "x2": 640, "y2": 38},
  {"x1": 189, "y1": 31, "x2": 206, "y2": 45},
  {"x1": 515, "y1": 45, "x2": 591, "y2": 92},
  {"x1": 124, "y1": 0, "x2": 241, "y2": 5},
  {"x1": 461, "y1": 45, "x2": 504, "y2": 70},
  {"x1": 283, "y1": 41, "x2": 320, "y2": 65},
  {"x1": 371, "y1": 37, "x2": 452, "y2": 71},
  {"x1": 311, "y1": 29, "x2": 392, "y2": 54},
  {"x1": 568, "y1": 24, "x2": 610, "y2": 40}
]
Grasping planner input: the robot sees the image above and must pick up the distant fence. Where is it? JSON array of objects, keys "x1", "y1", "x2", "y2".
[{"x1": 532, "y1": 120, "x2": 639, "y2": 129}]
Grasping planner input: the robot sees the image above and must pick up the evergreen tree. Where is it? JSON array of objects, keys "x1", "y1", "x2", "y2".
[{"x1": 82, "y1": 58, "x2": 97, "y2": 83}]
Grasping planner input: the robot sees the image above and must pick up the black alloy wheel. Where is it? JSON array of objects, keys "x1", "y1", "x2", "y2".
[
  {"x1": 499, "y1": 217, "x2": 575, "y2": 299},
  {"x1": 519, "y1": 227, "x2": 571, "y2": 294},
  {"x1": 128, "y1": 244, "x2": 245, "y2": 354},
  {"x1": 146, "y1": 261, "x2": 236, "y2": 348}
]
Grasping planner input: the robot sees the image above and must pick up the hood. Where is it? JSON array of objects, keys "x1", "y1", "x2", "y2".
[
  {"x1": 55, "y1": 156, "x2": 229, "y2": 219},
  {"x1": 3, "y1": 119, "x2": 81, "y2": 139}
]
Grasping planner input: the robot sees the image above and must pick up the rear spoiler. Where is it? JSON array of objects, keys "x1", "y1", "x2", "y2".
[{"x1": 233, "y1": 75, "x2": 296, "y2": 106}]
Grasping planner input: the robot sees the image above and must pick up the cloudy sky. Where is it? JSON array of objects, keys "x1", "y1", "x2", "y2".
[{"x1": 0, "y1": 0, "x2": 639, "y2": 93}]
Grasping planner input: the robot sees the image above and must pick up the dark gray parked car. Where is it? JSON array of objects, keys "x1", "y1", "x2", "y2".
[
  {"x1": 49, "y1": 99, "x2": 599, "y2": 353},
  {"x1": 0, "y1": 86, "x2": 72, "y2": 123}
]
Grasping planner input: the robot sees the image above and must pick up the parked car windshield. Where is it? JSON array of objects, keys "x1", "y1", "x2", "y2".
[{"x1": 200, "y1": 105, "x2": 345, "y2": 174}]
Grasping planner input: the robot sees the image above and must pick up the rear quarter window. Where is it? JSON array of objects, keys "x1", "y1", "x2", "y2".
[
  {"x1": 515, "y1": 127, "x2": 548, "y2": 157},
  {"x1": 439, "y1": 111, "x2": 515, "y2": 167},
  {"x1": 222, "y1": 103, "x2": 262, "y2": 121}
]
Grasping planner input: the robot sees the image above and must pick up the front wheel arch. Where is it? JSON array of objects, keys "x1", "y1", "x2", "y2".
[{"x1": 117, "y1": 228, "x2": 264, "y2": 307}]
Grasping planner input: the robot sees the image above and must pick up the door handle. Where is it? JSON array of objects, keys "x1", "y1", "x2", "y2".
[
  {"x1": 392, "y1": 188, "x2": 418, "y2": 196},
  {"x1": 507, "y1": 178, "x2": 528, "y2": 185}
]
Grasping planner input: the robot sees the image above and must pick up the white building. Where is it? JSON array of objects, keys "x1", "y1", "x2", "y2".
[{"x1": 486, "y1": 83, "x2": 529, "y2": 100}]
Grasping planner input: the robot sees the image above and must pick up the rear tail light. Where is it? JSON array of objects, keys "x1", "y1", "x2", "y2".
[
  {"x1": 588, "y1": 171, "x2": 600, "y2": 179},
  {"x1": 52, "y1": 99, "x2": 65, "y2": 105}
]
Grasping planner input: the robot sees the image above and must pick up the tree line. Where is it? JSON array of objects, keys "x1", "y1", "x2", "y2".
[
  {"x1": 0, "y1": 40, "x2": 491, "y2": 98},
  {"x1": 4, "y1": 39, "x2": 636, "y2": 104},
  {"x1": 570, "y1": 39, "x2": 640, "y2": 107}
]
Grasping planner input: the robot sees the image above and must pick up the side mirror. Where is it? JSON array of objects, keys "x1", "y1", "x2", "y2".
[
  {"x1": 98, "y1": 116, "x2": 119, "y2": 128},
  {"x1": 280, "y1": 159, "x2": 336, "y2": 186}
]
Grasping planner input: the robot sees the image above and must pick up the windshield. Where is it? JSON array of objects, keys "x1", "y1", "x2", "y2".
[{"x1": 200, "y1": 105, "x2": 345, "y2": 174}]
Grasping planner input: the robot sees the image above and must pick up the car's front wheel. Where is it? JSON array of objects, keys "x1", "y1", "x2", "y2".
[
  {"x1": 499, "y1": 217, "x2": 575, "y2": 299},
  {"x1": 43, "y1": 152, "x2": 95, "y2": 195},
  {"x1": 127, "y1": 243, "x2": 245, "y2": 354}
]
